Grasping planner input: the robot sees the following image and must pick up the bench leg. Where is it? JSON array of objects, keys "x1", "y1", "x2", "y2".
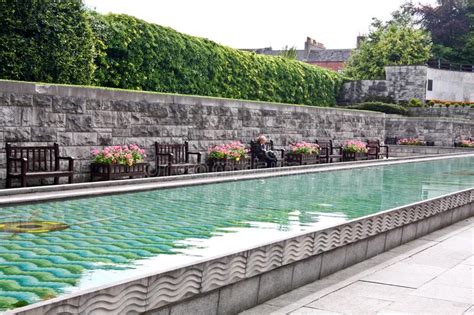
[
  {"x1": 6, "y1": 177, "x2": 12, "y2": 189},
  {"x1": 21, "y1": 176, "x2": 27, "y2": 188},
  {"x1": 68, "y1": 175, "x2": 73, "y2": 184},
  {"x1": 54, "y1": 177, "x2": 59, "y2": 185}
]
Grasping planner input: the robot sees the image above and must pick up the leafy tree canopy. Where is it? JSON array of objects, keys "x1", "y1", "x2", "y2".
[
  {"x1": 344, "y1": 13, "x2": 432, "y2": 80},
  {"x1": 402, "y1": 0, "x2": 473, "y2": 64},
  {"x1": 280, "y1": 46, "x2": 298, "y2": 60}
]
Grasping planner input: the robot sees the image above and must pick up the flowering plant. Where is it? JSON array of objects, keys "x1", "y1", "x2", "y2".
[
  {"x1": 397, "y1": 138, "x2": 425, "y2": 146},
  {"x1": 290, "y1": 142, "x2": 320, "y2": 155},
  {"x1": 342, "y1": 140, "x2": 368, "y2": 153},
  {"x1": 91, "y1": 144, "x2": 146, "y2": 166},
  {"x1": 459, "y1": 140, "x2": 474, "y2": 148},
  {"x1": 207, "y1": 141, "x2": 248, "y2": 161}
]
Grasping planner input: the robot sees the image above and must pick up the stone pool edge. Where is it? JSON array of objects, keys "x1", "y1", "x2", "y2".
[
  {"x1": 7, "y1": 187, "x2": 474, "y2": 315},
  {"x1": 1, "y1": 153, "x2": 473, "y2": 207}
]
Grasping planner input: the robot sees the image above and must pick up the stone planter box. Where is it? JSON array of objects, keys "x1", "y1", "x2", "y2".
[
  {"x1": 206, "y1": 158, "x2": 251, "y2": 172},
  {"x1": 285, "y1": 153, "x2": 320, "y2": 166},
  {"x1": 90, "y1": 162, "x2": 149, "y2": 181},
  {"x1": 342, "y1": 151, "x2": 368, "y2": 161}
]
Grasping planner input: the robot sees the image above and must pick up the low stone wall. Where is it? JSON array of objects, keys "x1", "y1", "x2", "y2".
[
  {"x1": 389, "y1": 145, "x2": 474, "y2": 157},
  {"x1": 10, "y1": 186, "x2": 473, "y2": 315},
  {"x1": 0, "y1": 80, "x2": 387, "y2": 185},
  {"x1": 409, "y1": 106, "x2": 473, "y2": 120},
  {"x1": 385, "y1": 116, "x2": 473, "y2": 146},
  {"x1": 339, "y1": 66, "x2": 427, "y2": 104},
  {"x1": 1, "y1": 80, "x2": 473, "y2": 187}
]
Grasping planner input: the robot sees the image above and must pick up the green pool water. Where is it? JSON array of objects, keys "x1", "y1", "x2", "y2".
[{"x1": 0, "y1": 156, "x2": 473, "y2": 309}]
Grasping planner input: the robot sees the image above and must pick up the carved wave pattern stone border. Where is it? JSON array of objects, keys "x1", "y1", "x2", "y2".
[{"x1": 12, "y1": 189, "x2": 473, "y2": 315}]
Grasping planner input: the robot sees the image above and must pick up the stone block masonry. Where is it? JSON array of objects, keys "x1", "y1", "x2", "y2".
[
  {"x1": 0, "y1": 80, "x2": 472, "y2": 186},
  {"x1": 0, "y1": 80, "x2": 386, "y2": 185}
]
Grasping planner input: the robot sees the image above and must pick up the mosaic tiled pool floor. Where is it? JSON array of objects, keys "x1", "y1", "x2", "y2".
[{"x1": 1, "y1": 156, "x2": 474, "y2": 310}]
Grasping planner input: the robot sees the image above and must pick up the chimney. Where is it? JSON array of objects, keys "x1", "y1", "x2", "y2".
[
  {"x1": 304, "y1": 37, "x2": 325, "y2": 55},
  {"x1": 356, "y1": 35, "x2": 367, "y2": 48}
]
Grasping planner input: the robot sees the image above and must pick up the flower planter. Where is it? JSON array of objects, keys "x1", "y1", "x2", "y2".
[
  {"x1": 90, "y1": 162, "x2": 149, "y2": 181},
  {"x1": 342, "y1": 151, "x2": 368, "y2": 162},
  {"x1": 285, "y1": 153, "x2": 320, "y2": 166},
  {"x1": 207, "y1": 158, "x2": 251, "y2": 172}
]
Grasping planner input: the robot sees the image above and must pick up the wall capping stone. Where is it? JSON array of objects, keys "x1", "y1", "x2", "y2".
[{"x1": 0, "y1": 79, "x2": 382, "y2": 116}]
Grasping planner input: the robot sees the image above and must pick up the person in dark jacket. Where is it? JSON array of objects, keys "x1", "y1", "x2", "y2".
[{"x1": 253, "y1": 135, "x2": 278, "y2": 167}]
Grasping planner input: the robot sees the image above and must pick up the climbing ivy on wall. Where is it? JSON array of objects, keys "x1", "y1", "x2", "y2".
[
  {"x1": 91, "y1": 13, "x2": 343, "y2": 106},
  {"x1": 0, "y1": 1, "x2": 344, "y2": 106}
]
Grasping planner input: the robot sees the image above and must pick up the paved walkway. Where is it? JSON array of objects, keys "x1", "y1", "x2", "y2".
[{"x1": 241, "y1": 217, "x2": 474, "y2": 315}]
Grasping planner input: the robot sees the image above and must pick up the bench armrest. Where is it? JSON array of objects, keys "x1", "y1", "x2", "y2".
[
  {"x1": 332, "y1": 146, "x2": 343, "y2": 154},
  {"x1": 7, "y1": 157, "x2": 27, "y2": 175},
  {"x1": 380, "y1": 145, "x2": 389, "y2": 158},
  {"x1": 58, "y1": 156, "x2": 74, "y2": 171},
  {"x1": 274, "y1": 148, "x2": 285, "y2": 159},
  {"x1": 187, "y1": 151, "x2": 202, "y2": 163},
  {"x1": 58, "y1": 156, "x2": 74, "y2": 161}
]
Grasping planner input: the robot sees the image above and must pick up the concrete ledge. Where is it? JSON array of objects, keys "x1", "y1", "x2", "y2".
[
  {"x1": 389, "y1": 145, "x2": 474, "y2": 157},
  {"x1": 1, "y1": 153, "x2": 472, "y2": 206},
  {"x1": 9, "y1": 187, "x2": 474, "y2": 315}
]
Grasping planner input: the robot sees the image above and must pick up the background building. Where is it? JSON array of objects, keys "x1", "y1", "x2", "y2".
[{"x1": 243, "y1": 37, "x2": 355, "y2": 72}]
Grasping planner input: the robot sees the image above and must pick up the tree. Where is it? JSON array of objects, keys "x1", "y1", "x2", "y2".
[
  {"x1": 0, "y1": 0, "x2": 96, "y2": 85},
  {"x1": 403, "y1": 0, "x2": 473, "y2": 64},
  {"x1": 344, "y1": 14, "x2": 432, "y2": 80},
  {"x1": 280, "y1": 45, "x2": 298, "y2": 60}
]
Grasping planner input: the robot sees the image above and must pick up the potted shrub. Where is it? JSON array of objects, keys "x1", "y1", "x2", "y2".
[
  {"x1": 206, "y1": 141, "x2": 250, "y2": 172},
  {"x1": 342, "y1": 140, "x2": 369, "y2": 161},
  {"x1": 286, "y1": 142, "x2": 320, "y2": 165},
  {"x1": 90, "y1": 144, "x2": 149, "y2": 181}
]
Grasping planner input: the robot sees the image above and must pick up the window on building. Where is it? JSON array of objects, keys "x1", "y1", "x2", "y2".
[{"x1": 427, "y1": 79, "x2": 433, "y2": 91}]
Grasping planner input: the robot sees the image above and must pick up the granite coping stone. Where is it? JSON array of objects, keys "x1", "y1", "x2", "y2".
[{"x1": 0, "y1": 153, "x2": 472, "y2": 207}]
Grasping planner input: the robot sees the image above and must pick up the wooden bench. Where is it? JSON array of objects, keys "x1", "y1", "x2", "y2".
[
  {"x1": 154, "y1": 141, "x2": 204, "y2": 176},
  {"x1": 366, "y1": 139, "x2": 389, "y2": 159},
  {"x1": 6, "y1": 143, "x2": 74, "y2": 188},
  {"x1": 316, "y1": 139, "x2": 343, "y2": 163},
  {"x1": 249, "y1": 140, "x2": 285, "y2": 168}
]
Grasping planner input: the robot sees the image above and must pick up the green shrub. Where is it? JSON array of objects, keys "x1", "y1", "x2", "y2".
[
  {"x1": 407, "y1": 98, "x2": 423, "y2": 107},
  {"x1": 426, "y1": 100, "x2": 435, "y2": 106},
  {"x1": 90, "y1": 13, "x2": 344, "y2": 106},
  {"x1": 0, "y1": 0, "x2": 96, "y2": 85},
  {"x1": 347, "y1": 102, "x2": 409, "y2": 115},
  {"x1": 361, "y1": 95, "x2": 396, "y2": 104}
]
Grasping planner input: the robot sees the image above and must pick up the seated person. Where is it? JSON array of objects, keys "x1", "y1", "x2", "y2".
[{"x1": 252, "y1": 135, "x2": 278, "y2": 167}]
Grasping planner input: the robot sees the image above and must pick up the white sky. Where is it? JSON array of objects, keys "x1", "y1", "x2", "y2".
[{"x1": 83, "y1": 0, "x2": 437, "y2": 50}]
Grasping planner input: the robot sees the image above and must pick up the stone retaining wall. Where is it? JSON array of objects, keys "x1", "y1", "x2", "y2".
[
  {"x1": 0, "y1": 80, "x2": 386, "y2": 185},
  {"x1": 385, "y1": 116, "x2": 473, "y2": 146},
  {"x1": 408, "y1": 106, "x2": 473, "y2": 120},
  {"x1": 339, "y1": 66, "x2": 427, "y2": 104},
  {"x1": 0, "y1": 80, "x2": 473, "y2": 186}
]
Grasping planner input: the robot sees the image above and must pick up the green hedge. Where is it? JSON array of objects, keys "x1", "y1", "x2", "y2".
[
  {"x1": 90, "y1": 13, "x2": 343, "y2": 106},
  {"x1": 0, "y1": 2, "x2": 343, "y2": 106},
  {"x1": 347, "y1": 102, "x2": 409, "y2": 115},
  {"x1": 0, "y1": 0, "x2": 96, "y2": 85}
]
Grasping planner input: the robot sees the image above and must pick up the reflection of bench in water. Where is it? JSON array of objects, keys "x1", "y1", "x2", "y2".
[{"x1": 5, "y1": 142, "x2": 74, "y2": 188}]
